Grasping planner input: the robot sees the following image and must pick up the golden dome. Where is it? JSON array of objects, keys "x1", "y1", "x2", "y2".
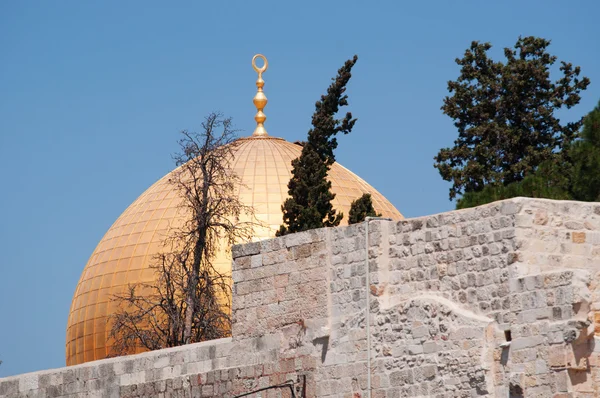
[
  {"x1": 66, "y1": 135, "x2": 402, "y2": 365},
  {"x1": 66, "y1": 54, "x2": 403, "y2": 365}
]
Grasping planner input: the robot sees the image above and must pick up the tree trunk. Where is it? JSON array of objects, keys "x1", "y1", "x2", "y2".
[
  {"x1": 183, "y1": 235, "x2": 203, "y2": 343},
  {"x1": 183, "y1": 162, "x2": 211, "y2": 344}
]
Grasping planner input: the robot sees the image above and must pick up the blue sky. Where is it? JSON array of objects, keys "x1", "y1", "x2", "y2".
[{"x1": 1, "y1": 1, "x2": 599, "y2": 377}]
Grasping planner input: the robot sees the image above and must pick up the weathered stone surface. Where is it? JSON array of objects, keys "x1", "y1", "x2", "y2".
[{"x1": 2, "y1": 198, "x2": 600, "y2": 397}]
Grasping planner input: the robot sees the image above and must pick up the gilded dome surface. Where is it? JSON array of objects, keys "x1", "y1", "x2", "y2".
[
  {"x1": 67, "y1": 54, "x2": 403, "y2": 365},
  {"x1": 66, "y1": 135, "x2": 402, "y2": 365}
]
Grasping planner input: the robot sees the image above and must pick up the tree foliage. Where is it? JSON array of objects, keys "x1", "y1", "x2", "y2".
[
  {"x1": 571, "y1": 100, "x2": 600, "y2": 202},
  {"x1": 455, "y1": 100, "x2": 600, "y2": 209},
  {"x1": 348, "y1": 193, "x2": 381, "y2": 224},
  {"x1": 109, "y1": 113, "x2": 255, "y2": 355},
  {"x1": 455, "y1": 160, "x2": 572, "y2": 209},
  {"x1": 277, "y1": 55, "x2": 358, "y2": 236},
  {"x1": 435, "y1": 36, "x2": 590, "y2": 200}
]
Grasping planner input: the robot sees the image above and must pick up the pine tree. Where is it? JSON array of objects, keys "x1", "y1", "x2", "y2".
[
  {"x1": 455, "y1": 160, "x2": 572, "y2": 209},
  {"x1": 348, "y1": 193, "x2": 381, "y2": 224},
  {"x1": 571, "y1": 100, "x2": 600, "y2": 201},
  {"x1": 456, "y1": 100, "x2": 600, "y2": 209},
  {"x1": 277, "y1": 55, "x2": 358, "y2": 236},
  {"x1": 435, "y1": 36, "x2": 590, "y2": 200}
]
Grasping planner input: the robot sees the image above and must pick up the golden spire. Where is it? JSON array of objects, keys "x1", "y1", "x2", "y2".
[{"x1": 252, "y1": 54, "x2": 269, "y2": 137}]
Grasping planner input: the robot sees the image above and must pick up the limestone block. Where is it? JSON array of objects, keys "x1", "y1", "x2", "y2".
[
  {"x1": 572, "y1": 231, "x2": 587, "y2": 243},
  {"x1": 6, "y1": 198, "x2": 600, "y2": 397}
]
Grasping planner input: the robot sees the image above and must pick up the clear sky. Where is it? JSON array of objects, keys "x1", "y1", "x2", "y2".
[{"x1": 1, "y1": 1, "x2": 599, "y2": 377}]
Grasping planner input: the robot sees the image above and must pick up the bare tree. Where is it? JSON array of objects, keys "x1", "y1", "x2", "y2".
[{"x1": 109, "y1": 113, "x2": 255, "y2": 355}]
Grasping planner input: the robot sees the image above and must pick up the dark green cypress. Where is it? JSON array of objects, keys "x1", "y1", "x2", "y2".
[
  {"x1": 277, "y1": 55, "x2": 358, "y2": 236},
  {"x1": 348, "y1": 193, "x2": 381, "y2": 224}
]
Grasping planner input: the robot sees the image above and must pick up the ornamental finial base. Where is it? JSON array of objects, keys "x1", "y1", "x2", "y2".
[{"x1": 251, "y1": 54, "x2": 269, "y2": 137}]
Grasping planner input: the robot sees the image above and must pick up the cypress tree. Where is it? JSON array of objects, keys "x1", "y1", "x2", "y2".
[
  {"x1": 277, "y1": 55, "x2": 358, "y2": 236},
  {"x1": 348, "y1": 193, "x2": 381, "y2": 224}
]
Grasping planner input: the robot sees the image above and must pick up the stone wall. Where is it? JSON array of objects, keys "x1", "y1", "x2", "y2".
[{"x1": 1, "y1": 197, "x2": 599, "y2": 397}]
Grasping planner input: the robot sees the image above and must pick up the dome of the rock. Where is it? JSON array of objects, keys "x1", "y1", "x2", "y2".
[{"x1": 66, "y1": 55, "x2": 403, "y2": 366}]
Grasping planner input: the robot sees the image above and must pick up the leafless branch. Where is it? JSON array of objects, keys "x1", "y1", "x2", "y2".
[{"x1": 109, "y1": 112, "x2": 259, "y2": 356}]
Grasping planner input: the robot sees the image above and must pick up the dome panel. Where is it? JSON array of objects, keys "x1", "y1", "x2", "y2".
[{"x1": 66, "y1": 136, "x2": 403, "y2": 365}]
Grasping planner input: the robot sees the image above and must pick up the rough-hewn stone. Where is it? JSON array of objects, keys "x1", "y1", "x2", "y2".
[{"x1": 2, "y1": 198, "x2": 599, "y2": 397}]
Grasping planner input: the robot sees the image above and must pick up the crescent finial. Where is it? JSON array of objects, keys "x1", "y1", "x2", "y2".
[{"x1": 252, "y1": 54, "x2": 269, "y2": 137}]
